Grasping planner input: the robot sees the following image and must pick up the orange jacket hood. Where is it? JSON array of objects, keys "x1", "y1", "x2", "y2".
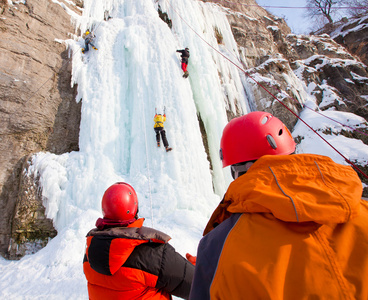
[{"x1": 204, "y1": 154, "x2": 362, "y2": 234}]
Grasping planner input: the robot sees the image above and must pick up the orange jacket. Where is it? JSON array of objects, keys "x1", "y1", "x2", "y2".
[
  {"x1": 190, "y1": 154, "x2": 368, "y2": 300},
  {"x1": 154, "y1": 114, "x2": 166, "y2": 128},
  {"x1": 84, "y1": 218, "x2": 194, "y2": 300}
]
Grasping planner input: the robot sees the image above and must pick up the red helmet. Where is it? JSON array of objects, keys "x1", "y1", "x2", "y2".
[
  {"x1": 101, "y1": 182, "x2": 138, "y2": 220},
  {"x1": 220, "y1": 111, "x2": 296, "y2": 167}
]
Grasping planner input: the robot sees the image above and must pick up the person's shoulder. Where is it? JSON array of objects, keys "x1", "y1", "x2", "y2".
[{"x1": 139, "y1": 226, "x2": 171, "y2": 243}]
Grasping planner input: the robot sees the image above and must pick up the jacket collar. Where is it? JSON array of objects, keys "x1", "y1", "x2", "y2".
[
  {"x1": 225, "y1": 154, "x2": 362, "y2": 224},
  {"x1": 204, "y1": 154, "x2": 362, "y2": 235}
]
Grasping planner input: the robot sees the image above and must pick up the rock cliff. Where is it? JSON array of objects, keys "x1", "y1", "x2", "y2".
[
  {"x1": 315, "y1": 15, "x2": 368, "y2": 67},
  {"x1": 0, "y1": 0, "x2": 82, "y2": 258},
  {"x1": 211, "y1": 0, "x2": 367, "y2": 189},
  {"x1": 0, "y1": 0, "x2": 367, "y2": 259}
]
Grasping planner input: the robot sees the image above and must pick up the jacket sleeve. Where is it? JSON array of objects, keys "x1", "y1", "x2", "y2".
[
  {"x1": 156, "y1": 243, "x2": 195, "y2": 299},
  {"x1": 190, "y1": 214, "x2": 242, "y2": 300}
]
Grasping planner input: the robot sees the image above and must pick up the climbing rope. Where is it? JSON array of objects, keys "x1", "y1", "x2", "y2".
[
  {"x1": 165, "y1": 0, "x2": 368, "y2": 179},
  {"x1": 137, "y1": 37, "x2": 155, "y2": 227},
  {"x1": 194, "y1": 11, "x2": 368, "y2": 139},
  {"x1": 207, "y1": 0, "x2": 368, "y2": 10},
  {"x1": 141, "y1": 102, "x2": 155, "y2": 227}
]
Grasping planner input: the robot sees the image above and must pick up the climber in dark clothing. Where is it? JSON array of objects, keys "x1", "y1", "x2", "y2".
[
  {"x1": 176, "y1": 48, "x2": 190, "y2": 77},
  {"x1": 82, "y1": 30, "x2": 98, "y2": 54}
]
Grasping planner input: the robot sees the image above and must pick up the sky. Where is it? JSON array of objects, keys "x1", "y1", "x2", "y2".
[
  {"x1": 256, "y1": 0, "x2": 353, "y2": 34},
  {"x1": 256, "y1": 0, "x2": 312, "y2": 34},
  {"x1": 0, "y1": 0, "x2": 367, "y2": 299}
]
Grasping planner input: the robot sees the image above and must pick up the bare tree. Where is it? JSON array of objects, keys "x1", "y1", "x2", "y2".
[
  {"x1": 342, "y1": 0, "x2": 368, "y2": 17},
  {"x1": 306, "y1": 0, "x2": 337, "y2": 24}
]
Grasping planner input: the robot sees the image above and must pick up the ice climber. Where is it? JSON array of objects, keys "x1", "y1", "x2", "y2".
[
  {"x1": 83, "y1": 182, "x2": 195, "y2": 300},
  {"x1": 176, "y1": 48, "x2": 190, "y2": 78},
  {"x1": 154, "y1": 113, "x2": 172, "y2": 152},
  {"x1": 81, "y1": 30, "x2": 98, "y2": 54},
  {"x1": 189, "y1": 111, "x2": 368, "y2": 300}
]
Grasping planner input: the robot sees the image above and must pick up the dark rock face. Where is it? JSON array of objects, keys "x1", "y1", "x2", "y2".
[
  {"x1": 0, "y1": 0, "x2": 81, "y2": 259},
  {"x1": 285, "y1": 34, "x2": 368, "y2": 121},
  {"x1": 8, "y1": 155, "x2": 57, "y2": 259},
  {"x1": 331, "y1": 16, "x2": 368, "y2": 67},
  {"x1": 205, "y1": 0, "x2": 368, "y2": 195},
  {"x1": 222, "y1": 1, "x2": 368, "y2": 125}
]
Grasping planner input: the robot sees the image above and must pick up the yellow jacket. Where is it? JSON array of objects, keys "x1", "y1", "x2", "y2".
[
  {"x1": 154, "y1": 114, "x2": 166, "y2": 128},
  {"x1": 190, "y1": 154, "x2": 368, "y2": 300}
]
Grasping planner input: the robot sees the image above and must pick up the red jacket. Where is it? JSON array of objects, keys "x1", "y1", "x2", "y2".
[
  {"x1": 84, "y1": 218, "x2": 194, "y2": 300},
  {"x1": 190, "y1": 154, "x2": 368, "y2": 300}
]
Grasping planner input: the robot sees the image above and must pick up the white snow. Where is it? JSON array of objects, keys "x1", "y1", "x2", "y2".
[
  {"x1": 319, "y1": 82, "x2": 345, "y2": 108},
  {"x1": 7, "y1": 0, "x2": 26, "y2": 5},
  {"x1": 267, "y1": 25, "x2": 280, "y2": 31},
  {"x1": 293, "y1": 108, "x2": 368, "y2": 165},
  {"x1": 351, "y1": 71, "x2": 368, "y2": 82},
  {"x1": 345, "y1": 78, "x2": 355, "y2": 84},
  {"x1": 51, "y1": 0, "x2": 82, "y2": 20},
  {"x1": 331, "y1": 15, "x2": 368, "y2": 39},
  {"x1": 1, "y1": 0, "x2": 368, "y2": 299}
]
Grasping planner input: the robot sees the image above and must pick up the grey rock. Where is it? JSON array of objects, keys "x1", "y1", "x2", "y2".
[{"x1": 0, "y1": 0, "x2": 81, "y2": 259}]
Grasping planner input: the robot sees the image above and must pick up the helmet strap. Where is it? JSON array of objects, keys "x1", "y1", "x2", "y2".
[
  {"x1": 135, "y1": 207, "x2": 139, "y2": 219},
  {"x1": 231, "y1": 161, "x2": 255, "y2": 179}
]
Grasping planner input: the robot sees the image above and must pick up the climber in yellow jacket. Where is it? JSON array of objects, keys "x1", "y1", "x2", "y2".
[
  {"x1": 189, "y1": 111, "x2": 368, "y2": 300},
  {"x1": 154, "y1": 113, "x2": 172, "y2": 152}
]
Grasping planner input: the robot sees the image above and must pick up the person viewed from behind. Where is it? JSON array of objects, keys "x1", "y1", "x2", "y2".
[
  {"x1": 176, "y1": 47, "x2": 190, "y2": 78},
  {"x1": 154, "y1": 112, "x2": 172, "y2": 152},
  {"x1": 189, "y1": 111, "x2": 368, "y2": 300},
  {"x1": 83, "y1": 182, "x2": 194, "y2": 299},
  {"x1": 82, "y1": 30, "x2": 98, "y2": 54}
]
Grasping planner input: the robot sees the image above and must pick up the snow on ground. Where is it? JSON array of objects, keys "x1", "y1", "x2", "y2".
[
  {"x1": 1, "y1": 0, "x2": 368, "y2": 299},
  {"x1": 293, "y1": 108, "x2": 368, "y2": 166},
  {"x1": 330, "y1": 14, "x2": 368, "y2": 39}
]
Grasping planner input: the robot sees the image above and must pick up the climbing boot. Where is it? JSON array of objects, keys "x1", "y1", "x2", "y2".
[
  {"x1": 157, "y1": 142, "x2": 160, "y2": 147},
  {"x1": 166, "y1": 147, "x2": 172, "y2": 152}
]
